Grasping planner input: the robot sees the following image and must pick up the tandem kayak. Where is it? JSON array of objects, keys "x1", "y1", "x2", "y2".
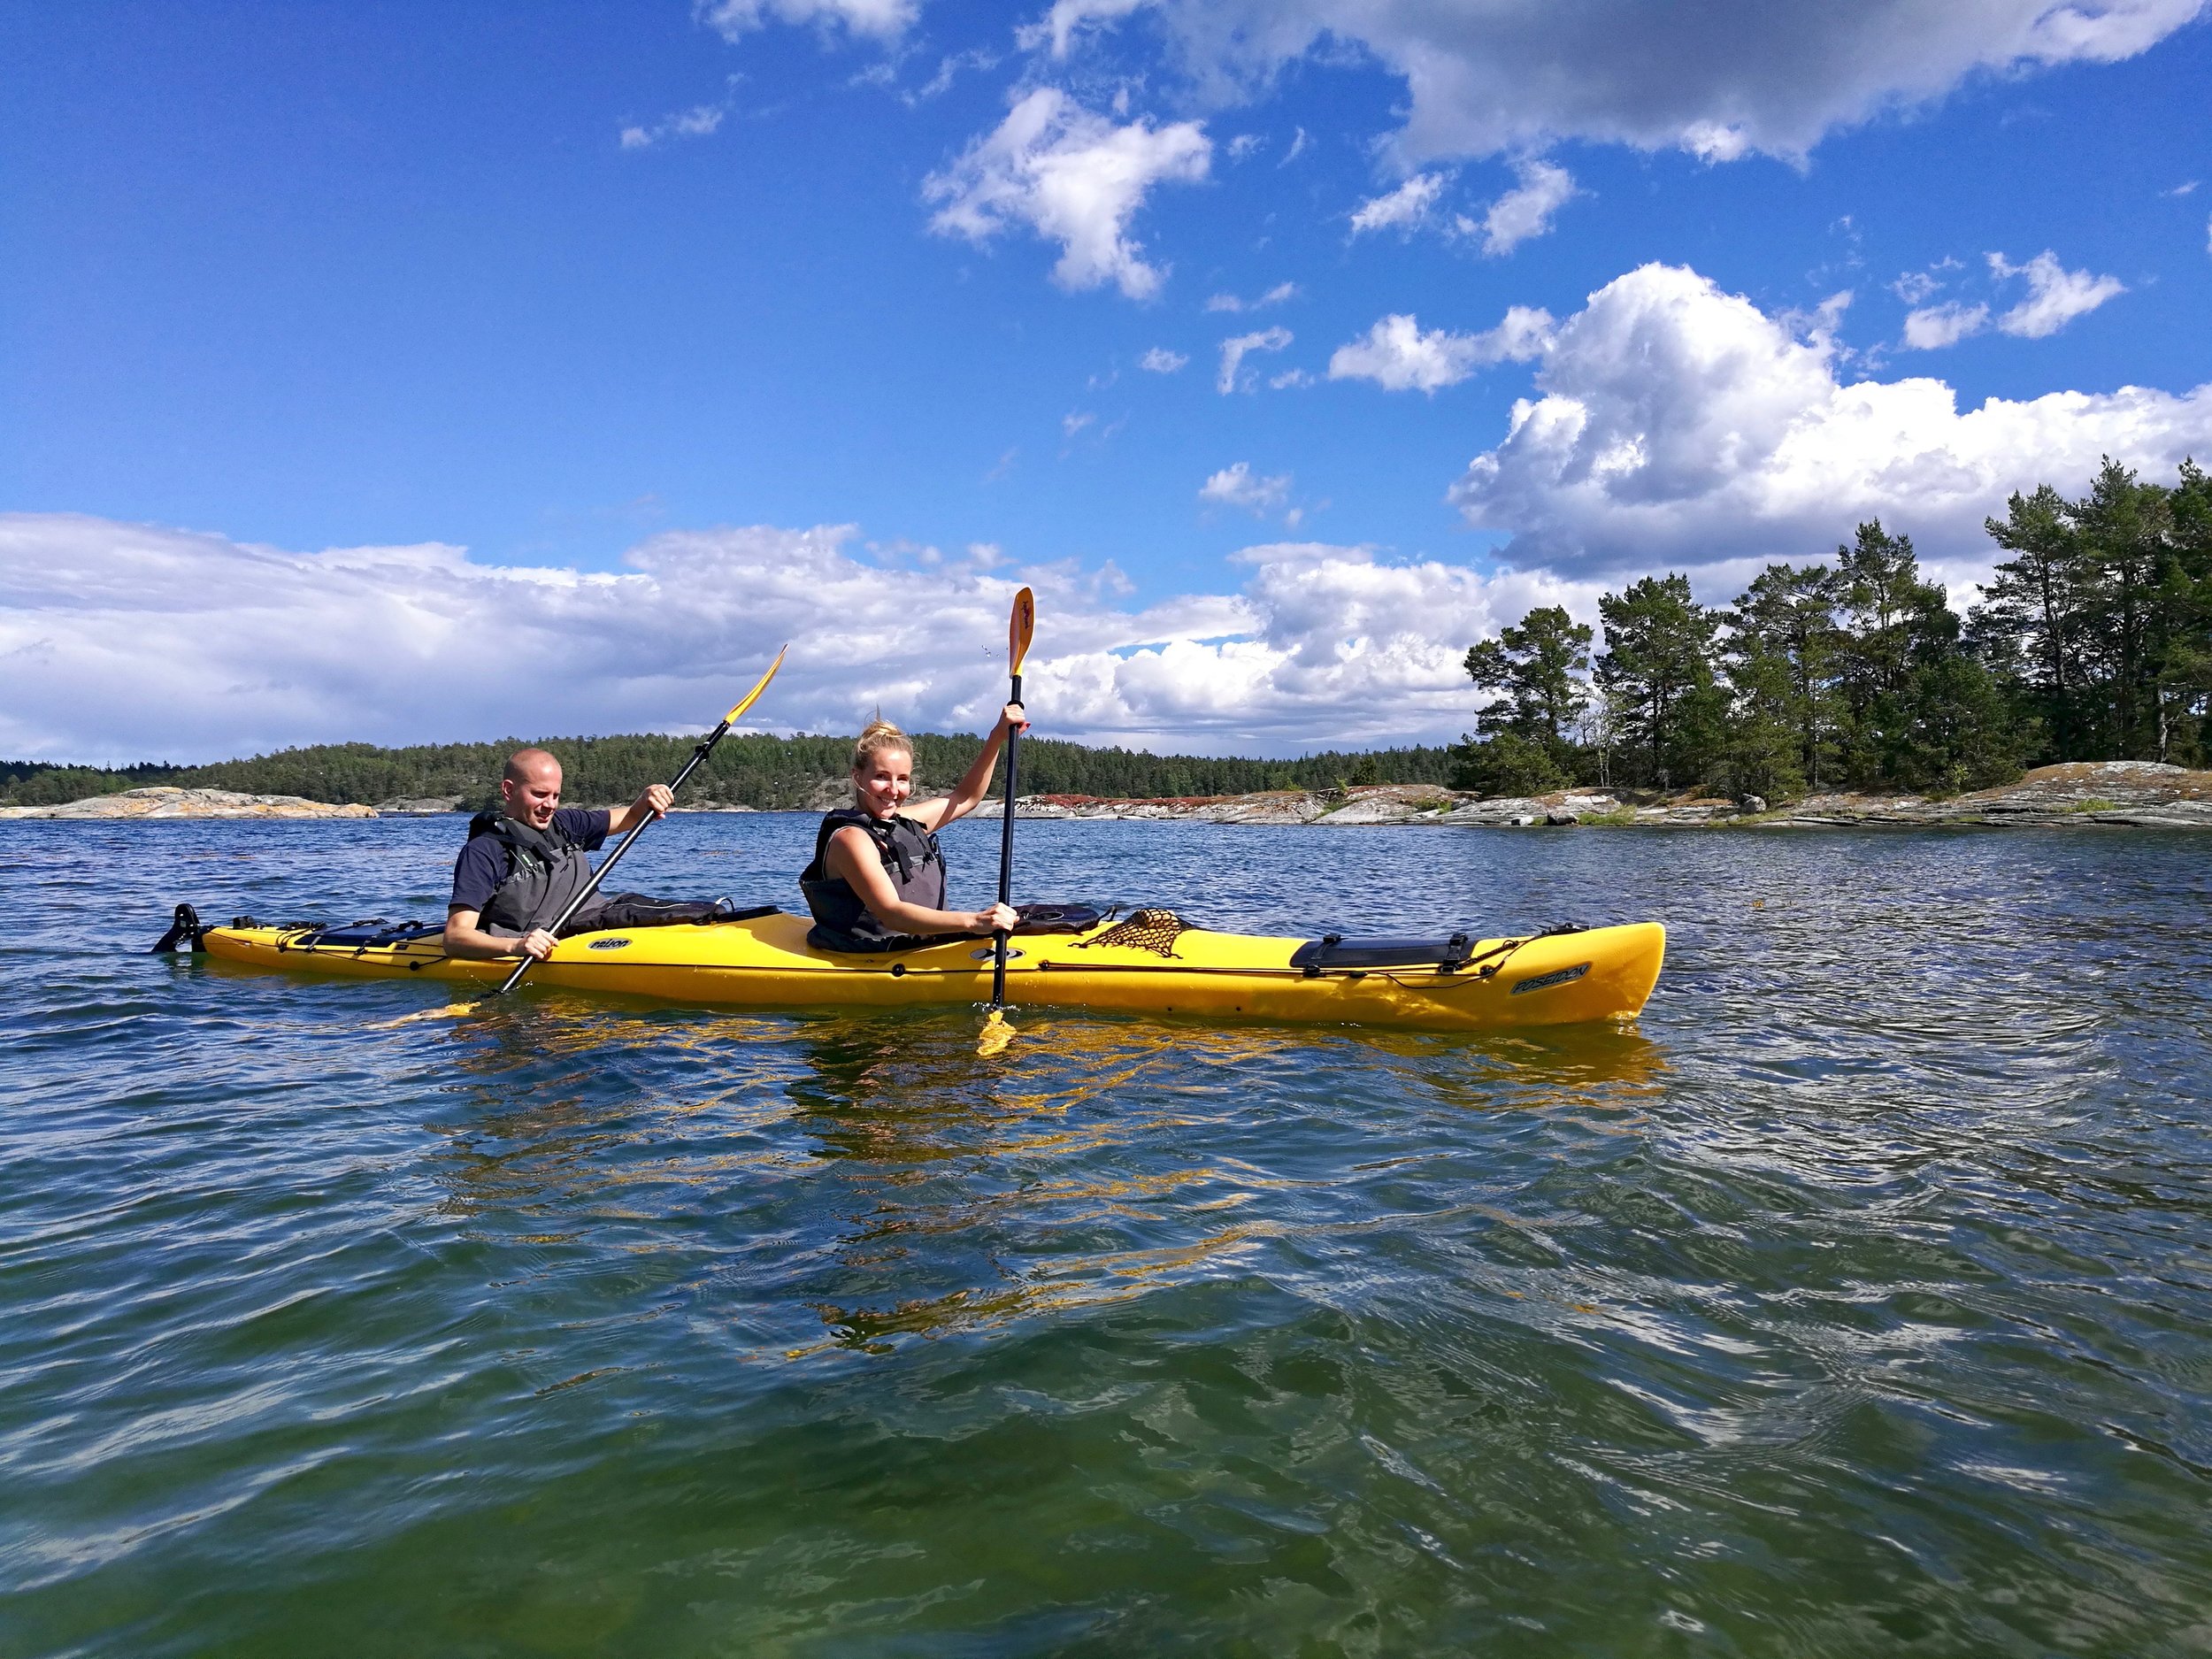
[{"x1": 161, "y1": 905, "x2": 1665, "y2": 1033}]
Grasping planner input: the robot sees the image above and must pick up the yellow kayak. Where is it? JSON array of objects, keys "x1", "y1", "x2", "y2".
[{"x1": 178, "y1": 906, "x2": 1664, "y2": 1032}]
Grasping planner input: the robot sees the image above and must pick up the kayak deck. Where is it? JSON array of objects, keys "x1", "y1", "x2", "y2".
[{"x1": 194, "y1": 910, "x2": 1665, "y2": 1032}]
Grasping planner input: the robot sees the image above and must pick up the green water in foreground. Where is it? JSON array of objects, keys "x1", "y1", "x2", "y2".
[{"x1": 2, "y1": 816, "x2": 2208, "y2": 1655}]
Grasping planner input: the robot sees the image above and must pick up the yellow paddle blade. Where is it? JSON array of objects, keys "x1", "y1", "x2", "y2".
[
  {"x1": 721, "y1": 643, "x2": 788, "y2": 726},
  {"x1": 373, "y1": 1000, "x2": 480, "y2": 1029},
  {"x1": 1007, "y1": 588, "x2": 1035, "y2": 678},
  {"x1": 977, "y1": 1006, "x2": 1016, "y2": 1056}
]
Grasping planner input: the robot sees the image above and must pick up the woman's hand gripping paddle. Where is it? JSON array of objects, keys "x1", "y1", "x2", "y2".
[
  {"x1": 381, "y1": 647, "x2": 787, "y2": 1027},
  {"x1": 977, "y1": 588, "x2": 1034, "y2": 1057}
]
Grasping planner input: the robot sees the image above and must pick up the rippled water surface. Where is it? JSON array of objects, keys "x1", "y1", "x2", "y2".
[{"x1": 3, "y1": 815, "x2": 2209, "y2": 1656}]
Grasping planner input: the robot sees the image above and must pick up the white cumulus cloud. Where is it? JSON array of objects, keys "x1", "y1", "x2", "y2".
[
  {"x1": 1029, "y1": 0, "x2": 2208, "y2": 162},
  {"x1": 1448, "y1": 262, "x2": 2212, "y2": 584},
  {"x1": 1205, "y1": 280, "x2": 1298, "y2": 312},
  {"x1": 1988, "y1": 249, "x2": 2127, "y2": 336},
  {"x1": 924, "y1": 88, "x2": 1211, "y2": 299},
  {"x1": 1198, "y1": 462, "x2": 1291, "y2": 512},
  {"x1": 619, "y1": 103, "x2": 728, "y2": 150},
  {"x1": 699, "y1": 0, "x2": 918, "y2": 43},
  {"x1": 1217, "y1": 325, "x2": 1292, "y2": 392},
  {"x1": 1900, "y1": 250, "x2": 2124, "y2": 348},
  {"x1": 1328, "y1": 308, "x2": 1554, "y2": 393},
  {"x1": 1017, "y1": 543, "x2": 1605, "y2": 749},
  {"x1": 1139, "y1": 346, "x2": 1189, "y2": 373},
  {"x1": 1464, "y1": 158, "x2": 1577, "y2": 256},
  {"x1": 1901, "y1": 301, "x2": 1991, "y2": 349},
  {"x1": 1349, "y1": 172, "x2": 1449, "y2": 235},
  {"x1": 0, "y1": 515, "x2": 1595, "y2": 760}
]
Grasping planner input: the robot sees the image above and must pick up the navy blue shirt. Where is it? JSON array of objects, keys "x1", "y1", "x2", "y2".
[{"x1": 448, "y1": 808, "x2": 611, "y2": 916}]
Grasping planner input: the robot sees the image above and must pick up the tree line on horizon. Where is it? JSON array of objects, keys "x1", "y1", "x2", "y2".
[
  {"x1": 0, "y1": 733, "x2": 1454, "y2": 811},
  {"x1": 1454, "y1": 458, "x2": 2212, "y2": 802}
]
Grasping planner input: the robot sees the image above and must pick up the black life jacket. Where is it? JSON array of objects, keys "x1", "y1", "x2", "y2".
[
  {"x1": 800, "y1": 807, "x2": 948, "y2": 950},
  {"x1": 466, "y1": 810, "x2": 609, "y2": 938}
]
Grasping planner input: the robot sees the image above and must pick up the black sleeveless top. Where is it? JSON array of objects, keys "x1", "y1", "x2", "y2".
[{"x1": 800, "y1": 808, "x2": 949, "y2": 951}]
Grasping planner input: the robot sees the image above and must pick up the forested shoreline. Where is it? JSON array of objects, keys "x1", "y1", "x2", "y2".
[
  {"x1": 0, "y1": 736, "x2": 1452, "y2": 811},
  {"x1": 1455, "y1": 459, "x2": 2211, "y2": 800}
]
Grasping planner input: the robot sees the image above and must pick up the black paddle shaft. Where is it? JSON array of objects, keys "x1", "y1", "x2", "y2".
[
  {"x1": 989, "y1": 674, "x2": 1023, "y2": 1008},
  {"x1": 492, "y1": 718, "x2": 730, "y2": 996}
]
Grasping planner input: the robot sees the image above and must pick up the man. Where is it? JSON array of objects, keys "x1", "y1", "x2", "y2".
[{"x1": 445, "y1": 748, "x2": 716, "y2": 961}]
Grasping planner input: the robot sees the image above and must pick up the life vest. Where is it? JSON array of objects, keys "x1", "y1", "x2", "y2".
[
  {"x1": 800, "y1": 807, "x2": 948, "y2": 950},
  {"x1": 467, "y1": 810, "x2": 609, "y2": 938}
]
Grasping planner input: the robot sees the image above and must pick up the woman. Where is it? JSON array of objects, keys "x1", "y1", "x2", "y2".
[{"x1": 799, "y1": 705, "x2": 1027, "y2": 950}]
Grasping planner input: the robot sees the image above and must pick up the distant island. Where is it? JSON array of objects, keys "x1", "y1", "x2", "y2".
[
  {"x1": 4, "y1": 762, "x2": 2207, "y2": 830},
  {"x1": 0, "y1": 733, "x2": 1452, "y2": 816}
]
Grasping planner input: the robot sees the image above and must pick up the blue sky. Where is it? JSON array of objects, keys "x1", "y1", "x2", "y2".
[{"x1": 4, "y1": 1, "x2": 2211, "y2": 763}]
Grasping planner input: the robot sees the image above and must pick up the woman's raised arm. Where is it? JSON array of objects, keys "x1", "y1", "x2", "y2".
[{"x1": 910, "y1": 703, "x2": 1029, "y2": 830}]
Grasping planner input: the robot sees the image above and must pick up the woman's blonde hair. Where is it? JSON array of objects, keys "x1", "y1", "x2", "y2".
[{"x1": 851, "y1": 718, "x2": 913, "y2": 774}]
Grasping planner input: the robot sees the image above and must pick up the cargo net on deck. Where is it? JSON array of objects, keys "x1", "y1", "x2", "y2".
[{"x1": 1075, "y1": 908, "x2": 1192, "y2": 958}]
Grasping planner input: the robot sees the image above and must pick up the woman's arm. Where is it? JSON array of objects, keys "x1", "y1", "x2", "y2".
[
  {"x1": 826, "y1": 826, "x2": 1015, "y2": 937},
  {"x1": 909, "y1": 703, "x2": 1029, "y2": 831}
]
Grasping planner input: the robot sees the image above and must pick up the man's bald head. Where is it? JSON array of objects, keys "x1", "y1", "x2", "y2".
[
  {"x1": 500, "y1": 749, "x2": 565, "y2": 829},
  {"x1": 503, "y1": 748, "x2": 562, "y2": 787}
]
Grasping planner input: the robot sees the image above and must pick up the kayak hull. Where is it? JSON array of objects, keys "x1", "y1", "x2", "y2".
[{"x1": 196, "y1": 911, "x2": 1665, "y2": 1032}]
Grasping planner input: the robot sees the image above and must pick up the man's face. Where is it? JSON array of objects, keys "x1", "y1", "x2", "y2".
[
  {"x1": 854, "y1": 749, "x2": 912, "y2": 818},
  {"x1": 502, "y1": 759, "x2": 563, "y2": 829}
]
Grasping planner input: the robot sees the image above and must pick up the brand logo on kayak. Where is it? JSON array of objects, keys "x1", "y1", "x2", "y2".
[
  {"x1": 1510, "y1": 962, "x2": 1589, "y2": 995},
  {"x1": 588, "y1": 937, "x2": 632, "y2": 950}
]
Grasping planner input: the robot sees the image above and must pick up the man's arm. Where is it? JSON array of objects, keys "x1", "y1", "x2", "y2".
[
  {"x1": 607, "y1": 783, "x2": 674, "y2": 836},
  {"x1": 444, "y1": 908, "x2": 557, "y2": 962}
]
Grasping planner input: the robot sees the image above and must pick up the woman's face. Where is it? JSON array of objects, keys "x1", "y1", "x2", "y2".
[{"x1": 853, "y1": 748, "x2": 913, "y2": 818}]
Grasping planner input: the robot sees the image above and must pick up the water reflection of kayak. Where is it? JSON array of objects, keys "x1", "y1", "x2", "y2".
[{"x1": 173, "y1": 906, "x2": 1665, "y2": 1033}]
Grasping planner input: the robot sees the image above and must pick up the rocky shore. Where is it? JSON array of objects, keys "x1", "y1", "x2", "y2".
[
  {"x1": 4, "y1": 761, "x2": 2207, "y2": 827},
  {"x1": 1010, "y1": 761, "x2": 2212, "y2": 830},
  {"x1": 0, "y1": 787, "x2": 378, "y2": 821}
]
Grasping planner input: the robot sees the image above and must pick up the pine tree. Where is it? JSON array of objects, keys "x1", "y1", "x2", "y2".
[
  {"x1": 1596, "y1": 574, "x2": 1722, "y2": 791},
  {"x1": 1453, "y1": 604, "x2": 1593, "y2": 794},
  {"x1": 2155, "y1": 459, "x2": 2212, "y2": 763},
  {"x1": 1834, "y1": 522, "x2": 1945, "y2": 785},
  {"x1": 2069, "y1": 458, "x2": 2170, "y2": 760},
  {"x1": 1727, "y1": 563, "x2": 1846, "y2": 793},
  {"x1": 1975, "y1": 484, "x2": 2090, "y2": 759}
]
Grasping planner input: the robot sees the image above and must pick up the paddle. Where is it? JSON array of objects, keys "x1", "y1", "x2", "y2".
[
  {"x1": 977, "y1": 588, "x2": 1034, "y2": 1056},
  {"x1": 383, "y1": 648, "x2": 787, "y2": 1025}
]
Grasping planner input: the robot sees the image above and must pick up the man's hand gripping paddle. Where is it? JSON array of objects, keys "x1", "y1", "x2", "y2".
[
  {"x1": 977, "y1": 588, "x2": 1034, "y2": 1057},
  {"x1": 385, "y1": 647, "x2": 787, "y2": 1026}
]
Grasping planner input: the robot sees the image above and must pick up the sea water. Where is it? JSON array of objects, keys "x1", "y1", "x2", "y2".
[{"x1": 2, "y1": 815, "x2": 2208, "y2": 1655}]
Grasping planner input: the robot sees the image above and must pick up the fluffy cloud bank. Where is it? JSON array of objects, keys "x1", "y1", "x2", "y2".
[
  {"x1": 0, "y1": 517, "x2": 1592, "y2": 764},
  {"x1": 1448, "y1": 263, "x2": 2212, "y2": 580},
  {"x1": 1033, "y1": 0, "x2": 2207, "y2": 161}
]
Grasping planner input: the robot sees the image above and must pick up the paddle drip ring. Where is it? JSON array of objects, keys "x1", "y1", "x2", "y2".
[{"x1": 1076, "y1": 909, "x2": 1192, "y2": 958}]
